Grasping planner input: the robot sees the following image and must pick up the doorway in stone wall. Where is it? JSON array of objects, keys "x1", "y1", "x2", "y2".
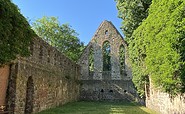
[
  {"x1": 24, "y1": 76, "x2": 34, "y2": 114},
  {"x1": 6, "y1": 64, "x2": 18, "y2": 113}
]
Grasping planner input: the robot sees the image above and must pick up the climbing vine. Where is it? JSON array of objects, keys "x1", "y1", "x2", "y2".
[
  {"x1": 129, "y1": 0, "x2": 185, "y2": 96},
  {"x1": 0, "y1": 0, "x2": 35, "y2": 65}
]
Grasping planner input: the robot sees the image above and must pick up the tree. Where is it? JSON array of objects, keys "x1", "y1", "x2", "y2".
[
  {"x1": 0, "y1": 0, "x2": 35, "y2": 66},
  {"x1": 32, "y1": 16, "x2": 84, "y2": 61},
  {"x1": 129, "y1": 0, "x2": 185, "y2": 96},
  {"x1": 115, "y1": 0, "x2": 152, "y2": 41}
]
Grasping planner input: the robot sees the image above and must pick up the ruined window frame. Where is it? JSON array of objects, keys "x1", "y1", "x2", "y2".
[
  {"x1": 47, "y1": 49, "x2": 51, "y2": 63},
  {"x1": 30, "y1": 41, "x2": 34, "y2": 56},
  {"x1": 119, "y1": 44, "x2": 126, "y2": 75},
  {"x1": 105, "y1": 30, "x2": 109, "y2": 35},
  {"x1": 88, "y1": 46, "x2": 94, "y2": 76},
  {"x1": 102, "y1": 41, "x2": 111, "y2": 71},
  {"x1": 39, "y1": 45, "x2": 43, "y2": 60}
]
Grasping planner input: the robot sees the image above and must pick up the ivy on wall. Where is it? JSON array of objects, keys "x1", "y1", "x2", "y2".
[
  {"x1": 0, "y1": 0, "x2": 35, "y2": 65},
  {"x1": 129, "y1": 0, "x2": 185, "y2": 96}
]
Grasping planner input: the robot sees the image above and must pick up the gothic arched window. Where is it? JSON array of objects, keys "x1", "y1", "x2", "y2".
[
  {"x1": 88, "y1": 47, "x2": 94, "y2": 73},
  {"x1": 102, "y1": 41, "x2": 111, "y2": 71},
  {"x1": 119, "y1": 44, "x2": 125, "y2": 75}
]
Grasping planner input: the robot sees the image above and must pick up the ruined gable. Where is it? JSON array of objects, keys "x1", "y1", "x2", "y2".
[
  {"x1": 78, "y1": 20, "x2": 132, "y2": 80},
  {"x1": 78, "y1": 20, "x2": 135, "y2": 101}
]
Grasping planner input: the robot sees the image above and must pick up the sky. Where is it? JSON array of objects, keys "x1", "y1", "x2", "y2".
[{"x1": 12, "y1": 0, "x2": 124, "y2": 45}]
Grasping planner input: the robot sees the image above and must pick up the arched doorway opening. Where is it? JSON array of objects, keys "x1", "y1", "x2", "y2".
[{"x1": 24, "y1": 76, "x2": 34, "y2": 114}]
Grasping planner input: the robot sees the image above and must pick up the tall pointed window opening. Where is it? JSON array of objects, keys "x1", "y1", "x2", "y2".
[
  {"x1": 119, "y1": 45, "x2": 125, "y2": 75},
  {"x1": 25, "y1": 76, "x2": 34, "y2": 114},
  {"x1": 88, "y1": 47, "x2": 94, "y2": 76},
  {"x1": 103, "y1": 41, "x2": 111, "y2": 71}
]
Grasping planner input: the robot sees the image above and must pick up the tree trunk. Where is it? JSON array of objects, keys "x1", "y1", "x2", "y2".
[{"x1": 0, "y1": 65, "x2": 10, "y2": 111}]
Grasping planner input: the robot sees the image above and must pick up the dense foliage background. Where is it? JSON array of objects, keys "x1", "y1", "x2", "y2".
[
  {"x1": 32, "y1": 16, "x2": 85, "y2": 61},
  {"x1": 0, "y1": 0, "x2": 35, "y2": 65},
  {"x1": 115, "y1": 0, "x2": 151, "y2": 41},
  {"x1": 117, "y1": 0, "x2": 185, "y2": 96}
]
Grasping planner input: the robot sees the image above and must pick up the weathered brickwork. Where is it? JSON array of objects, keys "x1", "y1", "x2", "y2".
[
  {"x1": 80, "y1": 80, "x2": 136, "y2": 101},
  {"x1": 78, "y1": 20, "x2": 136, "y2": 101},
  {"x1": 5, "y1": 19, "x2": 185, "y2": 114},
  {"x1": 5, "y1": 38, "x2": 80, "y2": 114},
  {"x1": 146, "y1": 78, "x2": 185, "y2": 114}
]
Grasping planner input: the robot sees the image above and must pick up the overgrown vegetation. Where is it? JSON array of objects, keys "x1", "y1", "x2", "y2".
[
  {"x1": 36, "y1": 101, "x2": 157, "y2": 114},
  {"x1": 115, "y1": 0, "x2": 152, "y2": 40},
  {"x1": 129, "y1": 0, "x2": 185, "y2": 96},
  {"x1": 116, "y1": 0, "x2": 185, "y2": 97},
  {"x1": 0, "y1": 0, "x2": 35, "y2": 65},
  {"x1": 32, "y1": 16, "x2": 85, "y2": 61}
]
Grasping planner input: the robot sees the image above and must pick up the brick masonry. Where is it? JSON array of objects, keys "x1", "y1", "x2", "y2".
[
  {"x1": 3, "y1": 20, "x2": 185, "y2": 114},
  {"x1": 78, "y1": 20, "x2": 137, "y2": 101},
  {"x1": 5, "y1": 37, "x2": 80, "y2": 114},
  {"x1": 146, "y1": 78, "x2": 185, "y2": 114}
]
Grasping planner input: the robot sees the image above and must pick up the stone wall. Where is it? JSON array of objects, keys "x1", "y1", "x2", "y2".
[
  {"x1": 78, "y1": 20, "x2": 136, "y2": 101},
  {"x1": 80, "y1": 80, "x2": 136, "y2": 101},
  {"x1": 146, "y1": 78, "x2": 185, "y2": 114},
  {"x1": 6, "y1": 37, "x2": 80, "y2": 114}
]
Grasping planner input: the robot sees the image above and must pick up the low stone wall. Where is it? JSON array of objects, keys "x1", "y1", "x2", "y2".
[
  {"x1": 146, "y1": 81, "x2": 185, "y2": 114},
  {"x1": 80, "y1": 80, "x2": 136, "y2": 101},
  {"x1": 5, "y1": 37, "x2": 80, "y2": 114}
]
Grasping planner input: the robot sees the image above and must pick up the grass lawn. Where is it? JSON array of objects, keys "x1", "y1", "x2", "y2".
[{"x1": 36, "y1": 101, "x2": 158, "y2": 114}]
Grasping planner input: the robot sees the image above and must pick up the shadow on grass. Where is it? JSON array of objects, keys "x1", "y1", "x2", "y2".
[{"x1": 36, "y1": 101, "x2": 157, "y2": 114}]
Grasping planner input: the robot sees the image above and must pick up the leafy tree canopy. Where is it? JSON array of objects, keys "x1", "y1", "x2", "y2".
[
  {"x1": 32, "y1": 16, "x2": 85, "y2": 61},
  {"x1": 115, "y1": 0, "x2": 152, "y2": 41},
  {"x1": 129, "y1": 0, "x2": 185, "y2": 96},
  {"x1": 0, "y1": 0, "x2": 35, "y2": 66}
]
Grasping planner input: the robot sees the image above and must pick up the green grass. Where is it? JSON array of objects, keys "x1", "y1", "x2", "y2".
[{"x1": 36, "y1": 101, "x2": 158, "y2": 114}]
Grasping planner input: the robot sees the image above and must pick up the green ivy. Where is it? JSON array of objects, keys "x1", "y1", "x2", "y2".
[
  {"x1": 0, "y1": 0, "x2": 35, "y2": 65},
  {"x1": 129, "y1": 0, "x2": 185, "y2": 96}
]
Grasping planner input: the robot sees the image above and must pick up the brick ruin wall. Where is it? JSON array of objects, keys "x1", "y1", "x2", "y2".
[
  {"x1": 146, "y1": 78, "x2": 185, "y2": 114},
  {"x1": 4, "y1": 20, "x2": 185, "y2": 114},
  {"x1": 80, "y1": 80, "x2": 136, "y2": 101},
  {"x1": 78, "y1": 21, "x2": 137, "y2": 101},
  {"x1": 5, "y1": 38, "x2": 80, "y2": 114}
]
